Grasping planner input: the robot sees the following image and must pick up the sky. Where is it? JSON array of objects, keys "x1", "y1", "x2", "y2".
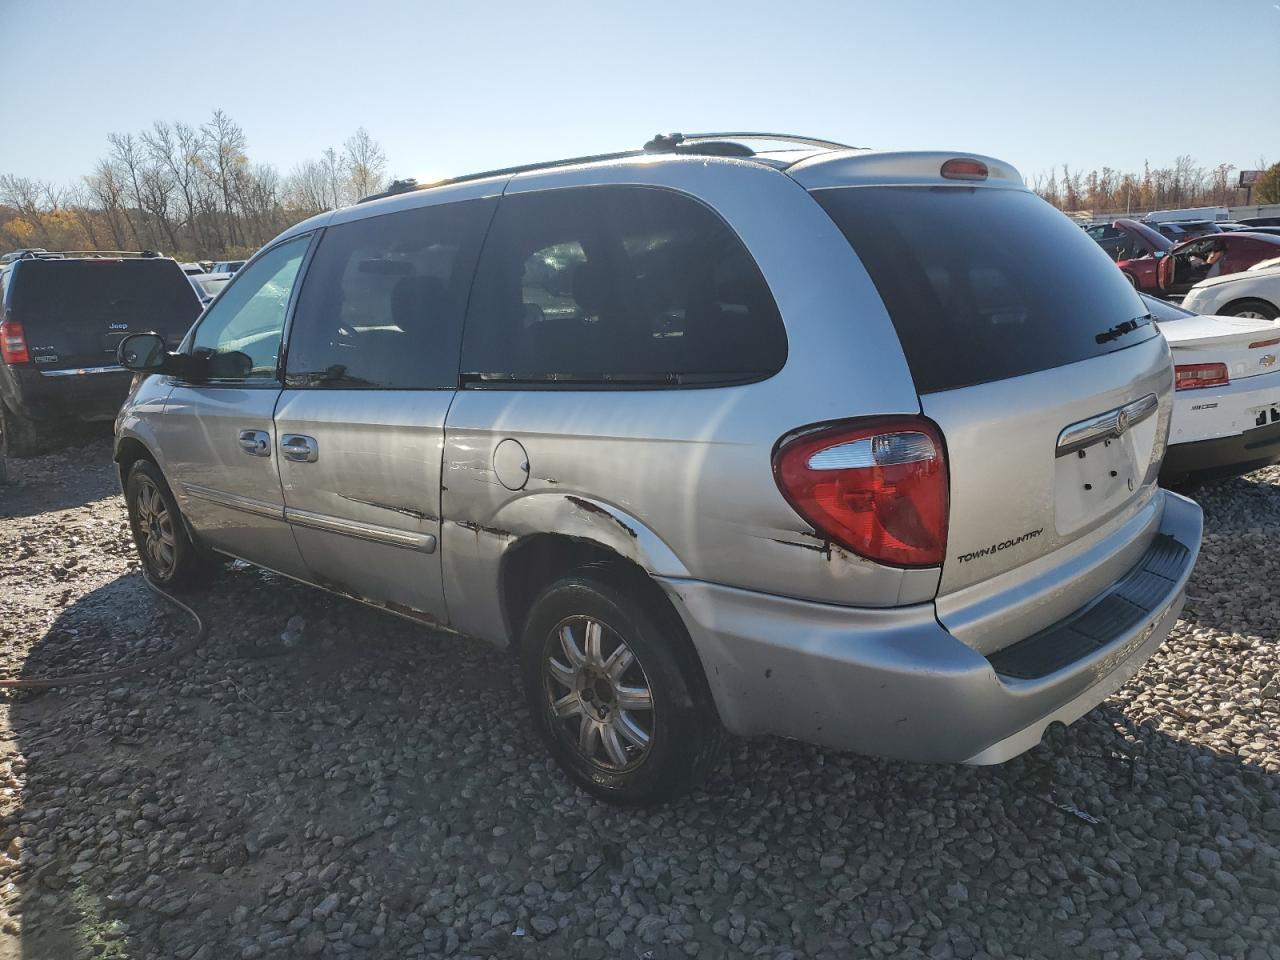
[{"x1": 3, "y1": 0, "x2": 1278, "y2": 188}]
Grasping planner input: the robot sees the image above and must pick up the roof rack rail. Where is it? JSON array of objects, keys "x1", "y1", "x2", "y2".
[
  {"x1": 643, "y1": 132, "x2": 860, "y2": 152},
  {"x1": 355, "y1": 132, "x2": 859, "y2": 205},
  {"x1": 3, "y1": 249, "x2": 166, "y2": 262},
  {"x1": 358, "y1": 149, "x2": 648, "y2": 203}
]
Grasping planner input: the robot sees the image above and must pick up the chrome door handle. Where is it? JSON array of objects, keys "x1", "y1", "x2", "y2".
[
  {"x1": 238, "y1": 429, "x2": 271, "y2": 457},
  {"x1": 280, "y1": 434, "x2": 319, "y2": 462}
]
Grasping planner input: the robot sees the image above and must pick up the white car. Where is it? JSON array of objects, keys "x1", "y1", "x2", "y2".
[
  {"x1": 1148, "y1": 294, "x2": 1280, "y2": 483},
  {"x1": 187, "y1": 271, "x2": 234, "y2": 305},
  {"x1": 1180, "y1": 257, "x2": 1280, "y2": 321}
]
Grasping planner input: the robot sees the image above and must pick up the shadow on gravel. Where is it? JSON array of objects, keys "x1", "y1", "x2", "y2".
[
  {"x1": 0, "y1": 428, "x2": 118, "y2": 520},
  {"x1": 5, "y1": 554, "x2": 1279, "y2": 959}
]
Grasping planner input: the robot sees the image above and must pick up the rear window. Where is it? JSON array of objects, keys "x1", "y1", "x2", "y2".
[
  {"x1": 10, "y1": 259, "x2": 201, "y2": 337},
  {"x1": 814, "y1": 186, "x2": 1155, "y2": 393}
]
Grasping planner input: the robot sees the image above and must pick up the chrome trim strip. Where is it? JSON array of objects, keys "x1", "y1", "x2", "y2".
[
  {"x1": 182, "y1": 484, "x2": 284, "y2": 520},
  {"x1": 38, "y1": 364, "x2": 125, "y2": 377},
  {"x1": 284, "y1": 507, "x2": 437, "y2": 553},
  {"x1": 1056, "y1": 393, "x2": 1159, "y2": 458}
]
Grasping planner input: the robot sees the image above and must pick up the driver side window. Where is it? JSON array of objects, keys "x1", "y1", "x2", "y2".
[{"x1": 190, "y1": 235, "x2": 310, "y2": 380}]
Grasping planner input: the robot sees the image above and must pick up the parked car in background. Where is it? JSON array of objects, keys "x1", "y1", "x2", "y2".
[
  {"x1": 179, "y1": 262, "x2": 205, "y2": 275},
  {"x1": 1148, "y1": 220, "x2": 1221, "y2": 242},
  {"x1": 113, "y1": 136, "x2": 1201, "y2": 804},
  {"x1": 0, "y1": 251, "x2": 202, "y2": 480},
  {"x1": 1238, "y1": 216, "x2": 1280, "y2": 228},
  {"x1": 188, "y1": 271, "x2": 234, "y2": 305},
  {"x1": 1147, "y1": 294, "x2": 1280, "y2": 484},
  {"x1": 1160, "y1": 233, "x2": 1280, "y2": 297},
  {"x1": 1180, "y1": 256, "x2": 1280, "y2": 321},
  {"x1": 211, "y1": 260, "x2": 246, "y2": 274},
  {"x1": 1087, "y1": 218, "x2": 1172, "y2": 291}
]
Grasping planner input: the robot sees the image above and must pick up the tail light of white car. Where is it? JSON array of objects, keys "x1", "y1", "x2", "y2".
[
  {"x1": 1174, "y1": 362, "x2": 1229, "y2": 390},
  {"x1": 773, "y1": 417, "x2": 949, "y2": 568}
]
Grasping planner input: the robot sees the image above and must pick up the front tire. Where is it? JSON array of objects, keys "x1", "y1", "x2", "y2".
[
  {"x1": 1221, "y1": 299, "x2": 1279, "y2": 321},
  {"x1": 124, "y1": 459, "x2": 204, "y2": 589},
  {"x1": 520, "y1": 571, "x2": 725, "y2": 805}
]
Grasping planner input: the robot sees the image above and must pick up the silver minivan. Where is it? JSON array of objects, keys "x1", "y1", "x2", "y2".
[{"x1": 115, "y1": 134, "x2": 1202, "y2": 804}]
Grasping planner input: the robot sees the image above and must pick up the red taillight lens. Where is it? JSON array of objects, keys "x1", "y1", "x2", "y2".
[
  {"x1": 1174, "y1": 362, "x2": 1229, "y2": 390},
  {"x1": 0, "y1": 320, "x2": 29, "y2": 364},
  {"x1": 773, "y1": 418, "x2": 948, "y2": 568},
  {"x1": 941, "y1": 158, "x2": 988, "y2": 181}
]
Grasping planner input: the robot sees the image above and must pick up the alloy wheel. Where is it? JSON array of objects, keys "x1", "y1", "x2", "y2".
[
  {"x1": 543, "y1": 616, "x2": 656, "y2": 772},
  {"x1": 134, "y1": 476, "x2": 177, "y2": 578}
]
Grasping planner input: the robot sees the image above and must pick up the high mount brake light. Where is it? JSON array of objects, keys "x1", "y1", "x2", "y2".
[
  {"x1": 773, "y1": 418, "x2": 949, "y2": 568},
  {"x1": 1174, "y1": 362, "x2": 1229, "y2": 390},
  {"x1": 941, "y1": 158, "x2": 988, "y2": 181},
  {"x1": 0, "y1": 320, "x2": 30, "y2": 365}
]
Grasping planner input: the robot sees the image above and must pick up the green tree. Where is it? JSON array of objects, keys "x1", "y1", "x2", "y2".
[{"x1": 1256, "y1": 163, "x2": 1280, "y2": 205}]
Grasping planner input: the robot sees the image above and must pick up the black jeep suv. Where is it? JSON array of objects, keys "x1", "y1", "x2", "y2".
[{"x1": 0, "y1": 251, "x2": 201, "y2": 479}]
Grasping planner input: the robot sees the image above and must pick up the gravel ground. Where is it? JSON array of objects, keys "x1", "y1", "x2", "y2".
[{"x1": 0, "y1": 434, "x2": 1277, "y2": 960}]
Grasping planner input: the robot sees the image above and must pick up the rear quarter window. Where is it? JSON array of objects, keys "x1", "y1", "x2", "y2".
[
  {"x1": 461, "y1": 185, "x2": 786, "y2": 386},
  {"x1": 814, "y1": 186, "x2": 1155, "y2": 393}
]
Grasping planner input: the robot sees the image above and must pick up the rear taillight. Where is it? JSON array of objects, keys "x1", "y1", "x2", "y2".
[
  {"x1": 1174, "y1": 362, "x2": 1229, "y2": 390},
  {"x1": 0, "y1": 320, "x2": 29, "y2": 364},
  {"x1": 773, "y1": 418, "x2": 948, "y2": 568}
]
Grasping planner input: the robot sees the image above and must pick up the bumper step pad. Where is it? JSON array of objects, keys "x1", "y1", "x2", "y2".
[{"x1": 988, "y1": 534, "x2": 1190, "y2": 680}]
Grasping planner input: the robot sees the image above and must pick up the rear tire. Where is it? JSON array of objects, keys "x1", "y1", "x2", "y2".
[
  {"x1": 1221, "y1": 299, "x2": 1279, "y2": 321},
  {"x1": 0, "y1": 404, "x2": 41, "y2": 484},
  {"x1": 124, "y1": 459, "x2": 205, "y2": 590},
  {"x1": 520, "y1": 570, "x2": 725, "y2": 805}
]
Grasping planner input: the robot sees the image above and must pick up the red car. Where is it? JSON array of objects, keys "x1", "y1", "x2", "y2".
[
  {"x1": 1158, "y1": 232, "x2": 1280, "y2": 296},
  {"x1": 1086, "y1": 218, "x2": 1172, "y2": 292}
]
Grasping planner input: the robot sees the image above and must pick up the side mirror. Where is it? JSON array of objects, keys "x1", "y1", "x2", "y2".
[{"x1": 117, "y1": 332, "x2": 169, "y2": 373}]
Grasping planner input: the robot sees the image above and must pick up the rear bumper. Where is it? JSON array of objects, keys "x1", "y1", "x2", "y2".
[
  {"x1": 661, "y1": 490, "x2": 1201, "y2": 764},
  {"x1": 1162, "y1": 420, "x2": 1280, "y2": 481},
  {"x1": 1, "y1": 364, "x2": 131, "y2": 423},
  {"x1": 1163, "y1": 374, "x2": 1280, "y2": 480}
]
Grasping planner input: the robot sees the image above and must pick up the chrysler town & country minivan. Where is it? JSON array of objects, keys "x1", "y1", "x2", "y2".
[{"x1": 114, "y1": 134, "x2": 1202, "y2": 804}]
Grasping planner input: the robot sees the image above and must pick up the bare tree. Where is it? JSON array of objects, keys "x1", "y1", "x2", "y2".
[
  {"x1": 202, "y1": 109, "x2": 249, "y2": 250},
  {"x1": 321, "y1": 147, "x2": 346, "y2": 210},
  {"x1": 1, "y1": 110, "x2": 396, "y2": 257},
  {"x1": 344, "y1": 127, "x2": 388, "y2": 201},
  {"x1": 84, "y1": 160, "x2": 133, "y2": 248}
]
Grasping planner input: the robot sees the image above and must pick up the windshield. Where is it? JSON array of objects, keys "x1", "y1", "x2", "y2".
[{"x1": 814, "y1": 186, "x2": 1157, "y2": 393}]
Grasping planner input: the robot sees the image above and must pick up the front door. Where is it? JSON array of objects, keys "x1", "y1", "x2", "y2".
[
  {"x1": 273, "y1": 194, "x2": 496, "y2": 623},
  {"x1": 156, "y1": 234, "x2": 313, "y2": 579}
]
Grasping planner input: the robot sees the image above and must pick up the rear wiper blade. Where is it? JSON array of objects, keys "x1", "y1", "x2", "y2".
[{"x1": 1095, "y1": 313, "x2": 1153, "y2": 345}]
